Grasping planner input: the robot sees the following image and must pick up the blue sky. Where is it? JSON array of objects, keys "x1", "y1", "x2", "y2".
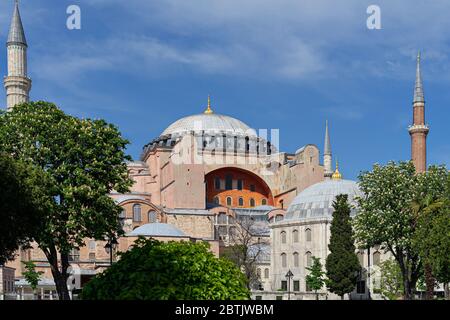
[{"x1": 0, "y1": 0, "x2": 449, "y2": 179}]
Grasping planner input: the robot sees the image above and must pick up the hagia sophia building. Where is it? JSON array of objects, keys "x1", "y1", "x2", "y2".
[{"x1": 0, "y1": 2, "x2": 429, "y2": 300}]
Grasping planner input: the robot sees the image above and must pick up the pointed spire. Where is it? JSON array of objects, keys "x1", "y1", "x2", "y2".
[
  {"x1": 204, "y1": 95, "x2": 213, "y2": 114},
  {"x1": 324, "y1": 120, "x2": 331, "y2": 155},
  {"x1": 7, "y1": 0, "x2": 27, "y2": 47},
  {"x1": 414, "y1": 50, "x2": 424, "y2": 103}
]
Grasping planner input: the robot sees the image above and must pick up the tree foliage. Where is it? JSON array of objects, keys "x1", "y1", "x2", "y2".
[
  {"x1": 22, "y1": 261, "x2": 44, "y2": 292},
  {"x1": 325, "y1": 194, "x2": 360, "y2": 299},
  {"x1": 0, "y1": 153, "x2": 51, "y2": 264},
  {"x1": 373, "y1": 258, "x2": 404, "y2": 300},
  {"x1": 413, "y1": 174, "x2": 450, "y2": 290},
  {"x1": 353, "y1": 161, "x2": 448, "y2": 299},
  {"x1": 306, "y1": 256, "x2": 326, "y2": 300},
  {"x1": 81, "y1": 238, "x2": 250, "y2": 300},
  {"x1": 0, "y1": 102, "x2": 132, "y2": 299}
]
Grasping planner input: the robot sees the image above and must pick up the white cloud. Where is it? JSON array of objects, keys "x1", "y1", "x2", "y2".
[{"x1": 20, "y1": 0, "x2": 450, "y2": 87}]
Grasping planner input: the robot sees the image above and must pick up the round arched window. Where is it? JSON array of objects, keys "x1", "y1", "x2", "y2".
[
  {"x1": 148, "y1": 210, "x2": 157, "y2": 223},
  {"x1": 133, "y1": 204, "x2": 142, "y2": 222}
]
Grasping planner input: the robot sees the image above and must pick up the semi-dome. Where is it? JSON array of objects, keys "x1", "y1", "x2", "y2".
[
  {"x1": 283, "y1": 179, "x2": 363, "y2": 221},
  {"x1": 127, "y1": 223, "x2": 187, "y2": 237}
]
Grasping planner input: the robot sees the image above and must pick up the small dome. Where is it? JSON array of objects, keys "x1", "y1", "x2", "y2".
[
  {"x1": 284, "y1": 179, "x2": 362, "y2": 221},
  {"x1": 161, "y1": 113, "x2": 256, "y2": 137},
  {"x1": 127, "y1": 223, "x2": 187, "y2": 237}
]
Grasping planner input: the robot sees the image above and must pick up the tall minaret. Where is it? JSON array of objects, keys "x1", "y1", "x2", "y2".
[
  {"x1": 323, "y1": 120, "x2": 333, "y2": 178},
  {"x1": 4, "y1": 0, "x2": 31, "y2": 111},
  {"x1": 408, "y1": 51, "x2": 429, "y2": 173}
]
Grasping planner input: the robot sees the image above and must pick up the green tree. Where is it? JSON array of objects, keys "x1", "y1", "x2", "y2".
[
  {"x1": 22, "y1": 261, "x2": 44, "y2": 294},
  {"x1": 325, "y1": 194, "x2": 360, "y2": 299},
  {"x1": 81, "y1": 238, "x2": 250, "y2": 300},
  {"x1": 373, "y1": 258, "x2": 404, "y2": 300},
  {"x1": 0, "y1": 153, "x2": 51, "y2": 264},
  {"x1": 0, "y1": 102, "x2": 132, "y2": 300},
  {"x1": 353, "y1": 161, "x2": 448, "y2": 300},
  {"x1": 306, "y1": 256, "x2": 326, "y2": 300},
  {"x1": 413, "y1": 174, "x2": 450, "y2": 299}
]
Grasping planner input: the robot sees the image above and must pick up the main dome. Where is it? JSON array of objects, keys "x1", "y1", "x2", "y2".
[
  {"x1": 283, "y1": 179, "x2": 363, "y2": 221},
  {"x1": 161, "y1": 113, "x2": 256, "y2": 137}
]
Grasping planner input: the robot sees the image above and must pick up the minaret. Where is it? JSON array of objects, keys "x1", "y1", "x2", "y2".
[
  {"x1": 4, "y1": 0, "x2": 31, "y2": 111},
  {"x1": 408, "y1": 51, "x2": 429, "y2": 173},
  {"x1": 323, "y1": 120, "x2": 333, "y2": 179}
]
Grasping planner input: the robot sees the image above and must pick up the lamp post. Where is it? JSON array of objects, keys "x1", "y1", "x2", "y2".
[
  {"x1": 104, "y1": 236, "x2": 118, "y2": 266},
  {"x1": 285, "y1": 270, "x2": 294, "y2": 300}
]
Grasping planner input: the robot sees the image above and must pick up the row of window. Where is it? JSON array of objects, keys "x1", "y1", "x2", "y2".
[
  {"x1": 280, "y1": 280, "x2": 305, "y2": 292},
  {"x1": 256, "y1": 268, "x2": 270, "y2": 280},
  {"x1": 280, "y1": 252, "x2": 312, "y2": 268},
  {"x1": 121, "y1": 204, "x2": 158, "y2": 223},
  {"x1": 280, "y1": 229, "x2": 312, "y2": 244},
  {"x1": 213, "y1": 196, "x2": 267, "y2": 207},
  {"x1": 357, "y1": 250, "x2": 381, "y2": 266},
  {"x1": 213, "y1": 176, "x2": 256, "y2": 192}
]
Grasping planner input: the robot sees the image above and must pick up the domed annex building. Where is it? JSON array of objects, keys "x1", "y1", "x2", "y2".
[
  {"x1": 265, "y1": 169, "x2": 384, "y2": 300},
  {"x1": 1, "y1": 2, "x2": 429, "y2": 300}
]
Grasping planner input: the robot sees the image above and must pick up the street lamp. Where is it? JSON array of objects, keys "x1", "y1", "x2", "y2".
[
  {"x1": 104, "y1": 236, "x2": 118, "y2": 266},
  {"x1": 285, "y1": 270, "x2": 294, "y2": 300}
]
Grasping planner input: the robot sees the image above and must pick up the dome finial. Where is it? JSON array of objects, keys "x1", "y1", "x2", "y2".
[
  {"x1": 332, "y1": 158, "x2": 342, "y2": 180},
  {"x1": 204, "y1": 95, "x2": 213, "y2": 114}
]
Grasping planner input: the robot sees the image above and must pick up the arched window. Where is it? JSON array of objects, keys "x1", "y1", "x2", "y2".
[
  {"x1": 133, "y1": 204, "x2": 142, "y2": 222},
  {"x1": 275, "y1": 215, "x2": 283, "y2": 222},
  {"x1": 261, "y1": 198, "x2": 267, "y2": 205},
  {"x1": 293, "y1": 230, "x2": 299, "y2": 243},
  {"x1": 250, "y1": 198, "x2": 256, "y2": 207},
  {"x1": 257, "y1": 268, "x2": 261, "y2": 279},
  {"x1": 279, "y1": 200, "x2": 284, "y2": 209},
  {"x1": 238, "y1": 197, "x2": 244, "y2": 206},
  {"x1": 264, "y1": 268, "x2": 269, "y2": 279},
  {"x1": 281, "y1": 253, "x2": 287, "y2": 268},
  {"x1": 293, "y1": 252, "x2": 299, "y2": 267},
  {"x1": 213, "y1": 196, "x2": 220, "y2": 205},
  {"x1": 226, "y1": 196, "x2": 232, "y2": 206},
  {"x1": 306, "y1": 251, "x2": 312, "y2": 267},
  {"x1": 148, "y1": 210, "x2": 157, "y2": 223},
  {"x1": 214, "y1": 177, "x2": 221, "y2": 190},
  {"x1": 225, "y1": 174, "x2": 233, "y2": 190},
  {"x1": 305, "y1": 228, "x2": 312, "y2": 242},
  {"x1": 357, "y1": 250, "x2": 364, "y2": 266},
  {"x1": 281, "y1": 231, "x2": 287, "y2": 244},
  {"x1": 373, "y1": 251, "x2": 381, "y2": 266}
]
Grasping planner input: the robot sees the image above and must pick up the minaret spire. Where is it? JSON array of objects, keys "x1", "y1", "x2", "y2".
[
  {"x1": 8, "y1": 0, "x2": 27, "y2": 46},
  {"x1": 414, "y1": 51, "x2": 424, "y2": 103},
  {"x1": 408, "y1": 50, "x2": 429, "y2": 173},
  {"x1": 4, "y1": 0, "x2": 32, "y2": 110},
  {"x1": 323, "y1": 120, "x2": 333, "y2": 179}
]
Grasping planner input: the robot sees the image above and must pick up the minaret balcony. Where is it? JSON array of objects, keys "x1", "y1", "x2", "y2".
[{"x1": 408, "y1": 124, "x2": 429, "y2": 134}]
